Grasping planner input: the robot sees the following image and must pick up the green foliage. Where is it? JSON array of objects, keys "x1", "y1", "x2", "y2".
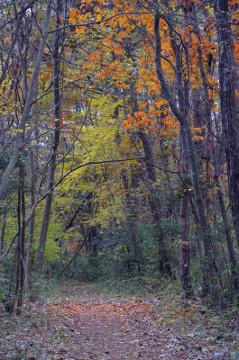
[
  {"x1": 0, "y1": 151, "x2": 10, "y2": 170},
  {"x1": 137, "y1": 222, "x2": 160, "y2": 275},
  {"x1": 0, "y1": 151, "x2": 24, "y2": 171},
  {"x1": 173, "y1": 174, "x2": 192, "y2": 199},
  {"x1": 27, "y1": 213, "x2": 66, "y2": 264},
  {"x1": 61, "y1": 219, "x2": 182, "y2": 287},
  {"x1": 97, "y1": 276, "x2": 162, "y2": 295},
  {"x1": 0, "y1": 279, "x2": 10, "y2": 300},
  {"x1": 63, "y1": 255, "x2": 102, "y2": 283},
  {"x1": 30, "y1": 278, "x2": 62, "y2": 302},
  {"x1": 0, "y1": 277, "x2": 16, "y2": 312},
  {"x1": 0, "y1": 286, "x2": 3, "y2": 300}
]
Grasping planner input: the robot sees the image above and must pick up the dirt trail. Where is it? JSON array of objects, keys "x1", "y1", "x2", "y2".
[
  {"x1": 44, "y1": 285, "x2": 191, "y2": 360},
  {"x1": 0, "y1": 284, "x2": 237, "y2": 359}
]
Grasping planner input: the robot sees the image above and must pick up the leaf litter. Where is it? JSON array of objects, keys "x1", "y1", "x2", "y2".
[{"x1": 0, "y1": 284, "x2": 239, "y2": 359}]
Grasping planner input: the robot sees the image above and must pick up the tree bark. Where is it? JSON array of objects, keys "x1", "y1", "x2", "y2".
[
  {"x1": 180, "y1": 139, "x2": 191, "y2": 295},
  {"x1": 26, "y1": 74, "x2": 40, "y2": 277},
  {"x1": 10, "y1": 163, "x2": 26, "y2": 315},
  {"x1": 36, "y1": 0, "x2": 62, "y2": 273},
  {"x1": 16, "y1": 164, "x2": 26, "y2": 314},
  {"x1": 213, "y1": 0, "x2": 239, "y2": 247},
  {"x1": 26, "y1": 150, "x2": 37, "y2": 276}
]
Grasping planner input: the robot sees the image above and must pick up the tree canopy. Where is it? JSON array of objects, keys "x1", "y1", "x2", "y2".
[{"x1": 0, "y1": 0, "x2": 239, "y2": 313}]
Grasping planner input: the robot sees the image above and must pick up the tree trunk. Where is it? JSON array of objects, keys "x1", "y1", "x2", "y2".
[
  {"x1": 180, "y1": 139, "x2": 191, "y2": 295},
  {"x1": 36, "y1": 0, "x2": 62, "y2": 273},
  {"x1": 11, "y1": 164, "x2": 26, "y2": 315},
  {"x1": 213, "y1": 0, "x2": 239, "y2": 247},
  {"x1": 16, "y1": 165, "x2": 26, "y2": 314},
  {"x1": 26, "y1": 76, "x2": 40, "y2": 277},
  {"x1": 26, "y1": 151, "x2": 37, "y2": 276}
]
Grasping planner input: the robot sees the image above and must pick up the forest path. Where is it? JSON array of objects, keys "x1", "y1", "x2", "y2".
[
  {"x1": 42, "y1": 284, "x2": 191, "y2": 360},
  {"x1": 0, "y1": 284, "x2": 238, "y2": 359}
]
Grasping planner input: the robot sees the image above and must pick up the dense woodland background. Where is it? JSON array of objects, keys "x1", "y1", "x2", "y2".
[{"x1": 0, "y1": 0, "x2": 239, "y2": 314}]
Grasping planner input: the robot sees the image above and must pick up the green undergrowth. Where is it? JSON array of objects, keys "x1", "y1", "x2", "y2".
[
  {"x1": 21, "y1": 278, "x2": 64, "y2": 304},
  {"x1": 94, "y1": 275, "x2": 182, "y2": 297},
  {"x1": 94, "y1": 276, "x2": 239, "y2": 322}
]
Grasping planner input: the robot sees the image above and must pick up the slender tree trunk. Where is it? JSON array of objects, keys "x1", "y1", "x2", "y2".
[
  {"x1": 26, "y1": 77, "x2": 40, "y2": 277},
  {"x1": 10, "y1": 164, "x2": 26, "y2": 315},
  {"x1": 180, "y1": 140, "x2": 191, "y2": 295},
  {"x1": 17, "y1": 165, "x2": 26, "y2": 314},
  {"x1": 159, "y1": 139, "x2": 177, "y2": 222},
  {"x1": 213, "y1": 0, "x2": 239, "y2": 247},
  {"x1": 26, "y1": 151, "x2": 37, "y2": 276},
  {"x1": 36, "y1": 0, "x2": 62, "y2": 273}
]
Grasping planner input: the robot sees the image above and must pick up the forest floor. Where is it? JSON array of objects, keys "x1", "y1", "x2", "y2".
[{"x1": 0, "y1": 283, "x2": 239, "y2": 360}]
